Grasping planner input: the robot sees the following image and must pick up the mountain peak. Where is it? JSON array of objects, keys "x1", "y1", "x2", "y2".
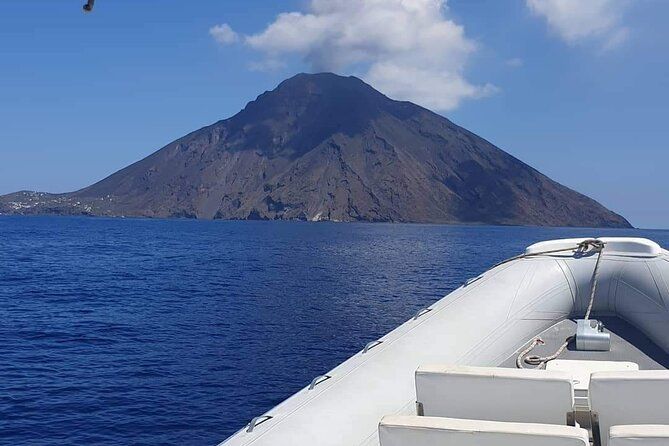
[
  {"x1": 276, "y1": 72, "x2": 376, "y2": 93},
  {"x1": 226, "y1": 72, "x2": 420, "y2": 159},
  {"x1": 241, "y1": 72, "x2": 396, "y2": 116}
]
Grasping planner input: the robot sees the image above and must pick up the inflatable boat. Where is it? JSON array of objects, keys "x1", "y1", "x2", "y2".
[{"x1": 220, "y1": 237, "x2": 669, "y2": 446}]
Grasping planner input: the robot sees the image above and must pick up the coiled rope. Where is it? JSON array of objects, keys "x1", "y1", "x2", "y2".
[{"x1": 515, "y1": 239, "x2": 605, "y2": 369}]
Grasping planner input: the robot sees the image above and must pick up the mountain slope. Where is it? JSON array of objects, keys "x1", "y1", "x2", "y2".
[{"x1": 0, "y1": 73, "x2": 631, "y2": 227}]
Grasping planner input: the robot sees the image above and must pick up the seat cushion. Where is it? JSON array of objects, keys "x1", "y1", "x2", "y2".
[
  {"x1": 415, "y1": 365, "x2": 574, "y2": 424},
  {"x1": 590, "y1": 371, "x2": 669, "y2": 446},
  {"x1": 609, "y1": 425, "x2": 669, "y2": 446},
  {"x1": 379, "y1": 415, "x2": 589, "y2": 446}
]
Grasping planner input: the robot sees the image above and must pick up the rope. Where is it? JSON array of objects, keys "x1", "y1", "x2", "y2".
[
  {"x1": 516, "y1": 336, "x2": 575, "y2": 369},
  {"x1": 491, "y1": 246, "x2": 586, "y2": 269},
  {"x1": 584, "y1": 239, "x2": 606, "y2": 320},
  {"x1": 515, "y1": 239, "x2": 605, "y2": 369},
  {"x1": 515, "y1": 338, "x2": 545, "y2": 369}
]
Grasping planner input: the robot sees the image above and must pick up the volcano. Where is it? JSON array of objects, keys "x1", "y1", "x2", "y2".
[{"x1": 0, "y1": 73, "x2": 631, "y2": 227}]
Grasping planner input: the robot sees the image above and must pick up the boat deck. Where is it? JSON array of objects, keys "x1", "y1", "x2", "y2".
[{"x1": 499, "y1": 317, "x2": 669, "y2": 370}]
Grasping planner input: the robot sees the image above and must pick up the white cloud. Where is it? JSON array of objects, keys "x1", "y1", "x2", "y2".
[
  {"x1": 367, "y1": 63, "x2": 498, "y2": 111},
  {"x1": 506, "y1": 57, "x2": 524, "y2": 68},
  {"x1": 526, "y1": 0, "x2": 630, "y2": 49},
  {"x1": 209, "y1": 23, "x2": 239, "y2": 45},
  {"x1": 212, "y1": 0, "x2": 495, "y2": 111}
]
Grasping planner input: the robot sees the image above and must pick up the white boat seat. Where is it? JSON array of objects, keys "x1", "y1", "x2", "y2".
[
  {"x1": 378, "y1": 415, "x2": 590, "y2": 446},
  {"x1": 415, "y1": 365, "x2": 574, "y2": 424},
  {"x1": 546, "y1": 360, "x2": 639, "y2": 410},
  {"x1": 589, "y1": 370, "x2": 669, "y2": 446},
  {"x1": 609, "y1": 425, "x2": 669, "y2": 446}
]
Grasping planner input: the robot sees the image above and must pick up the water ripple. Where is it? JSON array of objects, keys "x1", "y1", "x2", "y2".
[{"x1": 1, "y1": 216, "x2": 667, "y2": 445}]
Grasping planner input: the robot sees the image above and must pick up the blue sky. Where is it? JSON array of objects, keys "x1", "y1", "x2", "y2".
[{"x1": 0, "y1": 0, "x2": 667, "y2": 228}]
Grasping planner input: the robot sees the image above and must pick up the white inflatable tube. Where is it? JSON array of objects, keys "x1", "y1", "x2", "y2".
[{"x1": 220, "y1": 237, "x2": 669, "y2": 446}]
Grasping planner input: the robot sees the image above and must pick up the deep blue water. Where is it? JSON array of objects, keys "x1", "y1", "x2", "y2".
[{"x1": 1, "y1": 216, "x2": 668, "y2": 445}]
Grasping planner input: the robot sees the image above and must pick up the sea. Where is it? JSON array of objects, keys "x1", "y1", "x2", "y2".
[{"x1": 2, "y1": 216, "x2": 668, "y2": 445}]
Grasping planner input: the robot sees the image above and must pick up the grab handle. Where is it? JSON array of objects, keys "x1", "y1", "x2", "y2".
[
  {"x1": 363, "y1": 340, "x2": 383, "y2": 354},
  {"x1": 464, "y1": 275, "x2": 482, "y2": 286},
  {"x1": 246, "y1": 415, "x2": 272, "y2": 433},
  {"x1": 308, "y1": 374, "x2": 331, "y2": 390},
  {"x1": 413, "y1": 308, "x2": 432, "y2": 320}
]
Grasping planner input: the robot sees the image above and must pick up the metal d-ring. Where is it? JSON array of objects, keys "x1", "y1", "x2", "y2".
[
  {"x1": 363, "y1": 340, "x2": 383, "y2": 354},
  {"x1": 308, "y1": 374, "x2": 332, "y2": 390},
  {"x1": 246, "y1": 415, "x2": 273, "y2": 433},
  {"x1": 412, "y1": 308, "x2": 432, "y2": 320},
  {"x1": 464, "y1": 275, "x2": 482, "y2": 286}
]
